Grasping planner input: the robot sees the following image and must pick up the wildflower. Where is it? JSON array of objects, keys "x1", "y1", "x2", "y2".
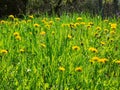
[
  {"x1": 75, "y1": 67, "x2": 82, "y2": 72},
  {"x1": 89, "y1": 56, "x2": 100, "y2": 63},
  {"x1": 89, "y1": 47, "x2": 98, "y2": 53},
  {"x1": 72, "y1": 46, "x2": 80, "y2": 50},
  {"x1": 104, "y1": 29, "x2": 109, "y2": 33},
  {"x1": 52, "y1": 31, "x2": 55, "y2": 35},
  {"x1": 21, "y1": 20, "x2": 26, "y2": 23},
  {"x1": 109, "y1": 38, "x2": 114, "y2": 42},
  {"x1": 45, "y1": 24, "x2": 50, "y2": 29},
  {"x1": 8, "y1": 15, "x2": 14, "y2": 19},
  {"x1": 29, "y1": 15, "x2": 34, "y2": 19},
  {"x1": 40, "y1": 31, "x2": 46, "y2": 36},
  {"x1": 88, "y1": 22, "x2": 94, "y2": 26},
  {"x1": 13, "y1": 32, "x2": 20, "y2": 36},
  {"x1": 67, "y1": 34, "x2": 72, "y2": 39},
  {"x1": 27, "y1": 20, "x2": 31, "y2": 23},
  {"x1": 49, "y1": 21, "x2": 54, "y2": 25},
  {"x1": 91, "y1": 56, "x2": 100, "y2": 61},
  {"x1": 70, "y1": 23, "x2": 76, "y2": 28},
  {"x1": 0, "y1": 20, "x2": 6, "y2": 24},
  {"x1": 100, "y1": 41, "x2": 105, "y2": 45},
  {"x1": 80, "y1": 22, "x2": 85, "y2": 25},
  {"x1": 43, "y1": 18, "x2": 48, "y2": 21},
  {"x1": 14, "y1": 18, "x2": 19, "y2": 21},
  {"x1": 15, "y1": 35, "x2": 21, "y2": 40},
  {"x1": 80, "y1": 42, "x2": 84, "y2": 46},
  {"x1": 94, "y1": 32, "x2": 98, "y2": 36},
  {"x1": 110, "y1": 30, "x2": 116, "y2": 35},
  {"x1": 96, "y1": 26, "x2": 101, "y2": 30},
  {"x1": 61, "y1": 24, "x2": 69, "y2": 27},
  {"x1": 110, "y1": 23, "x2": 117, "y2": 29},
  {"x1": 34, "y1": 23, "x2": 40, "y2": 27},
  {"x1": 29, "y1": 32, "x2": 32, "y2": 35},
  {"x1": 59, "y1": 67, "x2": 65, "y2": 71},
  {"x1": 41, "y1": 19, "x2": 46, "y2": 23},
  {"x1": 20, "y1": 49, "x2": 25, "y2": 53},
  {"x1": 55, "y1": 18, "x2": 60, "y2": 21},
  {"x1": 86, "y1": 24, "x2": 91, "y2": 28},
  {"x1": 114, "y1": 60, "x2": 120, "y2": 64},
  {"x1": 15, "y1": 22, "x2": 19, "y2": 27},
  {"x1": 41, "y1": 43, "x2": 46, "y2": 48},
  {"x1": 98, "y1": 58, "x2": 108, "y2": 63},
  {"x1": 0, "y1": 49, "x2": 8, "y2": 54},
  {"x1": 104, "y1": 19, "x2": 109, "y2": 22},
  {"x1": 74, "y1": 23, "x2": 80, "y2": 27},
  {"x1": 76, "y1": 17, "x2": 82, "y2": 21},
  {"x1": 26, "y1": 68, "x2": 31, "y2": 72}
]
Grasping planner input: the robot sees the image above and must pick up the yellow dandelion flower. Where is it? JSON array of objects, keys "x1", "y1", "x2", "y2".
[
  {"x1": 86, "y1": 24, "x2": 91, "y2": 28},
  {"x1": 41, "y1": 43, "x2": 46, "y2": 48},
  {"x1": 109, "y1": 38, "x2": 114, "y2": 42},
  {"x1": 43, "y1": 18, "x2": 48, "y2": 21},
  {"x1": 89, "y1": 47, "x2": 98, "y2": 53},
  {"x1": 98, "y1": 58, "x2": 108, "y2": 63},
  {"x1": 92, "y1": 56, "x2": 100, "y2": 61},
  {"x1": 15, "y1": 35, "x2": 21, "y2": 40},
  {"x1": 49, "y1": 21, "x2": 54, "y2": 25},
  {"x1": 41, "y1": 19, "x2": 46, "y2": 23},
  {"x1": 52, "y1": 31, "x2": 55, "y2": 35},
  {"x1": 115, "y1": 60, "x2": 120, "y2": 64},
  {"x1": 67, "y1": 34, "x2": 72, "y2": 39},
  {"x1": 0, "y1": 49, "x2": 8, "y2": 54},
  {"x1": 29, "y1": 15, "x2": 34, "y2": 19},
  {"x1": 20, "y1": 49, "x2": 25, "y2": 53},
  {"x1": 96, "y1": 26, "x2": 101, "y2": 30},
  {"x1": 76, "y1": 17, "x2": 82, "y2": 21},
  {"x1": 55, "y1": 18, "x2": 60, "y2": 21},
  {"x1": 13, "y1": 32, "x2": 20, "y2": 36},
  {"x1": 110, "y1": 30, "x2": 116, "y2": 35},
  {"x1": 34, "y1": 23, "x2": 40, "y2": 27},
  {"x1": 29, "y1": 32, "x2": 32, "y2": 35},
  {"x1": 89, "y1": 56, "x2": 99, "y2": 63},
  {"x1": 69, "y1": 23, "x2": 76, "y2": 28},
  {"x1": 27, "y1": 20, "x2": 31, "y2": 23},
  {"x1": 8, "y1": 15, "x2": 14, "y2": 19},
  {"x1": 104, "y1": 29, "x2": 109, "y2": 33},
  {"x1": 75, "y1": 67, "x2": 82, "y2": 72},
  {"x1": 100, "y1": 41, "x2": 105, "y2": 45},
  {"x1": 104, "y1": 19, "x2": 109, "y2": 22},
  {"x1": 59, "y1": 67, "x2": 65, "y2": 71},
  {"x1": 14, "y1": 18, "x2": 19, "y2": 21},
  {"x1": 61, "y1": 24, "x2": 69, "y2": 27},
  {"x1": 45, "y1": 24, "x2": 51, "y2": 28},
  {"x1": 88, "y1": 22, "x2": 94, "y2": 26},
  {"x1": 72, "y1": 46, "x2": 80, "y2": 50},
  {"x1": 80, "y1": 22, "x2": 86, "y2": 25},
  {"x1": 74, "y1": 23, "x2": 80, "y2": 27},
  {"x1": 110, "y1": 23, "x2": 117, "y2": 29},
  {"x1": 40, "y1": 31, "x2": 46, "y2": 35},
  {"x1": 0, "y1": 20, "x2": 6, "y2": 24},
  {"x1": 94, "y1": 32, "x2": 99, "y2": 36}
]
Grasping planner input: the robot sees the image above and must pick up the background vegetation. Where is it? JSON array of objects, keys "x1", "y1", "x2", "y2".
[
  {"x1": 0, "y1": 12, "x2": 120, "y2": 90},
  {"x1": 0, "y1": 0, "x2": 120, "y2": 90},
  {"x1": 0, "y1": 0, "x2": 120, "y2": 17}
]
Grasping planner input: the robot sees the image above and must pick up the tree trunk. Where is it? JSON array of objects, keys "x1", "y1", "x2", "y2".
[
  {"x1": 99, "y1": 0, "x2": 104, "y2": 18},
  {"x1": 113, "y1": 0, "x2": 118, "y2": 15}
]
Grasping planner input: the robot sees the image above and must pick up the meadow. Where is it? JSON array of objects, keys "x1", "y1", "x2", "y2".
[{"x1": 0, "y1": 14, "x2": 120, "y2": 90}]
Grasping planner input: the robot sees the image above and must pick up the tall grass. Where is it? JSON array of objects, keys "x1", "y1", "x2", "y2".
[{"x1": 0, "y1": 13, "x2": 120, "y2": 90}]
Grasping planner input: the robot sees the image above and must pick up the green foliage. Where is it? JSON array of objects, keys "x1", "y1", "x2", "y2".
[
  {"x1": 0, "y1": 13, "x2": 120, "y2": 89},
  {"x1": 0, "y1": 0, "x2": 119, "y2": 17}
]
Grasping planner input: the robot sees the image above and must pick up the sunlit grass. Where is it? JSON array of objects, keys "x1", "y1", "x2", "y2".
[{"x1": 0, "y1": 13, "x2": 120, "y2": 90}]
